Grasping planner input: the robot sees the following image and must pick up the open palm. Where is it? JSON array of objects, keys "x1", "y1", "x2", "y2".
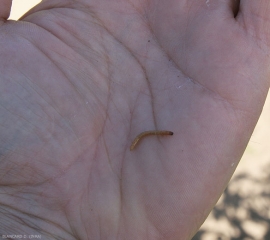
[{"x1": 1, "y1": 0, "x2": 270, "y2": 239}]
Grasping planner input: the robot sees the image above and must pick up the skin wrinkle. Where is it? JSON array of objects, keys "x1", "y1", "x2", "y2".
[
  {"x1": 103, "y1": 134, "x2": 118, "y2": 178},
  {"x1": 25, "y1": 141, "x2": 95, "y2": 188},
  {"x1": 13, "y1": 69, "x2": 57, "y2": 133},
  {"x1": 0, "y1": 203, "x2": 73, "y2": 239},
  {"x1": 53, "y1": 13, "x2": 133, "y2": 165},
  {"x1": 6, "y1": 81, "x2": 44, "y2": 122},
  {"x1": 89, "y1": 10, "x2": 157, "y2": 128},
  {"x1": 146, "y1": 25, "x2": 230, "y2": 109},
  {"x1": 0, "y1": 140, "x2": 31, "y2": 159},
  {"x1": 0, "y1": 160, "x2": 36, "y2": 186},
  {"x1": 117, "y1": 167, "x2": 124, "y2": 239},
  {"x1": 16, "y1": 17, "x2": 109, "y2": 119},
  {"x1": 49, "y1": 10, "x2": 110, "y2": 74},
  {"x1": 91, "y1": 11, "x2": 159, "y2": 154},
  {"x1": 10, "y1": 34, "x2": 77, "y2": 124},
  {"x1": 0, "y1": 84, "x2": 42, "y2": 127},
  {"x1": 102, "y1": 43, "x2": 115, "y2": 152},
  {"x1": 145, "y1": 3, "x2": 241, "y2": 109},
  {"x1": 169, "y1": 53, "x2": 234, "y2": 107},
  {"x1": 15, "y1": 33, "x2": 111, "y2": 164},
  {"x1": 94, "y1": 45, "x2": 124, "y2": 235},
  {"x1": 66, "y1": 203, "x2": 81, "y2": 240},
  {"x1": 126, "y1": 10, "x2": 161, "y2": 133},
  {"x1": 1, "y1": 102, "x2": 46, "y2": 148},
  {"x1": 240, "y1": 7, "x2": 270, "y2": 46},
  {"x1": 78, "y1": 201, "x2": 87, "y2": 240}
]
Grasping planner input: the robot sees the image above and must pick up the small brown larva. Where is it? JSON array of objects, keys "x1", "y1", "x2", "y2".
[{"x1": 130, "y1": 130, "x2": 173, "y2": 151}]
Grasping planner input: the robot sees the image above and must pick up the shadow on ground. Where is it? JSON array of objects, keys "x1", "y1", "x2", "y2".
[{"x1": 192, "y1": 163, "x2": 270, "y2": 240}]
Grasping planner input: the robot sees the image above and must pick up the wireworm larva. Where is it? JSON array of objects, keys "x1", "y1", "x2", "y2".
[{"x1": 130, "y1": 130, "x2": 173, "y2": 151}]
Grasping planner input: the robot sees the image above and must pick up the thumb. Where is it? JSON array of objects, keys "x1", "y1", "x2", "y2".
[
  {"x1": 238, "y1": 1, "x2": 270, "y2": 45},
  {"x1": 0, "y1": 0, "x2": 12, "y2": 22}
]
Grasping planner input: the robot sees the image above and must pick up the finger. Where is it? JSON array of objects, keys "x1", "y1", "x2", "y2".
[
  {"x1": 238, "y1": 1, "x2": 270, "y2": 44},
  {"x1": 0, "y1": 0, "x2": 12, "y2": 21}
]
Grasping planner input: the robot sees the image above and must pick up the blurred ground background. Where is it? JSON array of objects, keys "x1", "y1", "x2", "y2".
[{"x1": 9, "y1": 1, "x2": 270, "y2": 239}]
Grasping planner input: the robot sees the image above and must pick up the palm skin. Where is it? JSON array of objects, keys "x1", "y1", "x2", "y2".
[{"x1": 0, "y1": 0, "x2": 270, "y2": 239}]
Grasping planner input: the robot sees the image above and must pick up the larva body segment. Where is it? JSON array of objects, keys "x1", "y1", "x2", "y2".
[{"x1": 130, "y1": 130, "x2": 173, "y2": 151}]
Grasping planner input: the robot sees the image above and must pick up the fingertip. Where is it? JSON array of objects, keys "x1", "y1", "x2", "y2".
[{"x1": 0, "y1": 0, "x2": 12, "y2": 22}]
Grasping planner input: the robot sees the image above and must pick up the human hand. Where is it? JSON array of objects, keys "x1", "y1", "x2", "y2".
[{"x1": 0, "y1": 0, "x2": 270, "y2": 239}]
